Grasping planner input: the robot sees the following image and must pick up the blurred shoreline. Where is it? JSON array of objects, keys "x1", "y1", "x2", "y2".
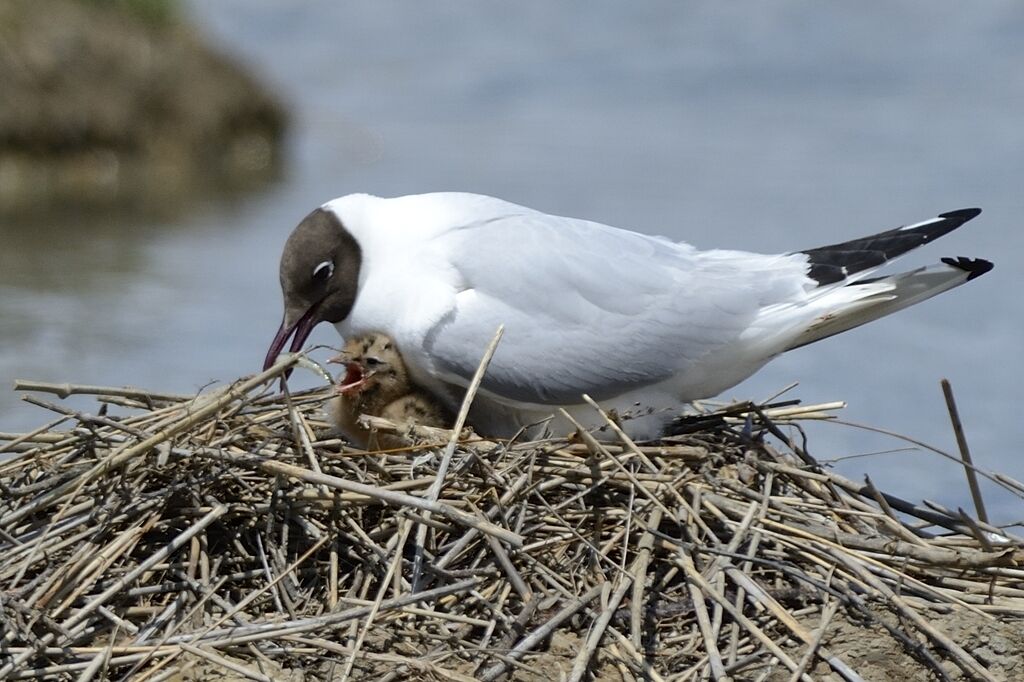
[{"x1": 0, "y1": 0, "x2": 288, "y2": 217}]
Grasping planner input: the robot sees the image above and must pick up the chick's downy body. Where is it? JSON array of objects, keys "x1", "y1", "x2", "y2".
[{"x1": 329, "y1": 333, "x2": 449, "y2": 448}]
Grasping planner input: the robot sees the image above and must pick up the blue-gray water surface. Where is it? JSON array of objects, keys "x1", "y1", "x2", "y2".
[{"x1": 2, "y1": 2, "x2": 1022, "y2": 521}]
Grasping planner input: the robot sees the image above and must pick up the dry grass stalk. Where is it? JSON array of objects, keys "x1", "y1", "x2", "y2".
[{"x1": 1, "y1": 364, "x2": 1022, "y2": 681}]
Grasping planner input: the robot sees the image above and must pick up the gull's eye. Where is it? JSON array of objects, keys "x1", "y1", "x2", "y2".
[
  {"x1": 365, "y1": 356, "x2": 383, "y2": 368},
  {"x1": 312, "y1": 260, "x2": 334, "y2": 283}
]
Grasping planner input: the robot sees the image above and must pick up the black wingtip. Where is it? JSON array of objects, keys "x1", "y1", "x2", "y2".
[
  {"x1": 941, "y1": 256, "x2": 994, "y2": 281},
  {"x1": 938, "y1": 208, "x2": 982, "y2": 223},
  {"x1": 800, "y1": 207, "x2": 987, "y2": 286}
]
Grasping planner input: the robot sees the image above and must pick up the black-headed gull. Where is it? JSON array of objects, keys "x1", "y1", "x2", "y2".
[
  {"x1": 265, "y1": 193, "x2": 991, "y2": 438},
  {"x1": 328, "y1": 332, "x2": 449, "y2": 448}
]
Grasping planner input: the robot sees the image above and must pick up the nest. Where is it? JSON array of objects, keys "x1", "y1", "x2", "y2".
[{"x1": 2, "y1": 356, "x2": 1023, "y2": 681}]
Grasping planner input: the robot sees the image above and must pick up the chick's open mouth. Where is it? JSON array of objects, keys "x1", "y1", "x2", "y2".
[{"x1": 336, "y1": 362, "x2": 368, "y2": 395}]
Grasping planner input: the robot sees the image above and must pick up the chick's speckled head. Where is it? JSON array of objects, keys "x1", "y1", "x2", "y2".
[{"x1": 331, "y1": 333, "x2": 409, "y2": 402}]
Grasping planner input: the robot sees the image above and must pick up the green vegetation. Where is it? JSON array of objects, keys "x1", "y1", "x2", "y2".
[{"x1": 79, "y1": 0, "x2": 177, "y2": 26}]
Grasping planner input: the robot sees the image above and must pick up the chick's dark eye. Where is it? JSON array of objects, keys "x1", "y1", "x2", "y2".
[
  {"x1": 365, "y1": 356, "x2": 382, "y2": 367},
  {"x1": 312, "y1": 260, "x2": 334, "y2": 283}
]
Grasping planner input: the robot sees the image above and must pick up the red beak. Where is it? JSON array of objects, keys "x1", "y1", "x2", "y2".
[{"x1": 263, "y1": 303, "x2": 322, "y2": 372}]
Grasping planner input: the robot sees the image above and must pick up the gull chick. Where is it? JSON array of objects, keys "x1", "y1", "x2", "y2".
[
  {"x1": 266, "y1": 192, "x2": 993, "y2": 439},
  {"x1": 328, "y1": 332, "x2": 449, "y2": 448}
]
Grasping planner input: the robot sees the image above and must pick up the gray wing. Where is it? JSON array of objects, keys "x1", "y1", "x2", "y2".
[{"x1": 424, "y1": 211, "x2": 809, "y2": 404}]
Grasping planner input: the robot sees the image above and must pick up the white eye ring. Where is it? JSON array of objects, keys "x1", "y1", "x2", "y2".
[{"x1": 313, "y1": 260, "x2": 334, "y2": 281}]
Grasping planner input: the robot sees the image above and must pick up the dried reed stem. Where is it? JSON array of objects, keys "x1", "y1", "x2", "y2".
[{"x1": 2, "y1": 370, "x2": 1020, "y2": 681}]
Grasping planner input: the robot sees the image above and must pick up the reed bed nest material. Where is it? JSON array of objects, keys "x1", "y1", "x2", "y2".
[{"x1": 1, "y1": 358, "x2": 1023, "y2": 681}]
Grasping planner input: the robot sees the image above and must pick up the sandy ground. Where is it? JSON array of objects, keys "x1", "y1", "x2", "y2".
[{"x1": 168, "y1": 604, "x2": 1024, "y2": 681}]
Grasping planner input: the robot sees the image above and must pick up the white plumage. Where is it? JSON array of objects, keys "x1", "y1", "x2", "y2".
[{"x1": 280, "y1": 192, "x2": 989, "y2": 438}]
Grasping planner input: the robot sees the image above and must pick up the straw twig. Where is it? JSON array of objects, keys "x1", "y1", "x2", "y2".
[
  {"x1": 412, "y1": 324, "x2": 504, "y2": 591},
  {"x1": 941, "y1": 378, "x2": 989, "y2": 524},
  {"x1": 2, "y1": 371, "x2": 1020, "y2": 680}
]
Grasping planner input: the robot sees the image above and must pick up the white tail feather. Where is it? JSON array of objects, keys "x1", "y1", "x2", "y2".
[{"x1": 783, "y1": 262, "x2": 975, "y2": 351}]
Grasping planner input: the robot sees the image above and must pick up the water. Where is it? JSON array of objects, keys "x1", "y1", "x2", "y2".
[{"x1": 2, "y1": 1, "x2": 1022, "y2": 521}]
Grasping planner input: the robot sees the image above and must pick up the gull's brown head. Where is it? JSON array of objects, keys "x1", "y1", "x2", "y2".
[{"x1": 263, "y1": 207, "x2": 362, "y2": 371}]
